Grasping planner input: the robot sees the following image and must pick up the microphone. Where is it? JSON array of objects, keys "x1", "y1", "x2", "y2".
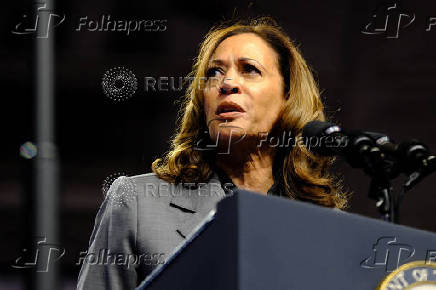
[
  {"x1": 362, "y1": 131, "x2": 400, "y2": 179},
  {"x1": 362, "y1": 132, "x2": 436, "y2": 184},
  {"x1": 303, "y1": 121, "x2": 435, "y2": 222},
  {"x1": 396, "y1": 140, "x2": 436, "y2": 189},
  {"x1": 302, "y1": 121, "x2": 436, "y2": 189},
  {"x1": 301, "y1": 120, "x2": 344, "y2": 156},
  {"x1": 397, "y1": 140, "x2": 430, "y2": 173},
  {"x1": 363, "y1": 131, "x2": 397, "y2": 153},
  {"x1": 302, "y1": 121, "x2": 381, "y2": 170}
]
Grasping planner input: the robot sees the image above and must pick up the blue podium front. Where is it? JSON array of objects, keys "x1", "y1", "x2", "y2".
[{"x1": 137, "y1": 190, "x2": 436, "y2": 290}]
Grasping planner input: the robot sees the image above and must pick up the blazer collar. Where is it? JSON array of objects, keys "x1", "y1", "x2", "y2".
[{"x1": 170, "y1": 173, "x2": 228, "y2": 238}]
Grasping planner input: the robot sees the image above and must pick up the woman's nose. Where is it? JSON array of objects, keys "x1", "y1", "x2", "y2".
[
  {"x1": 219, "y1": 78, "x2": 241, "y2": 95},
  {"x1": 219, "y1": 86, "x2": 239, "y2": 94}
]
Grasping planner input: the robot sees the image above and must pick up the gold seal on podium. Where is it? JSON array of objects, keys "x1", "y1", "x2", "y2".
[{"x1": 377, "y1": 261, "x2": 436, "y2": 290}]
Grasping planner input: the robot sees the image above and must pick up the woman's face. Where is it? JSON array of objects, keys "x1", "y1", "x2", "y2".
[{"x1": 203, "y1": 33, "x2": 286, "y2": 149}]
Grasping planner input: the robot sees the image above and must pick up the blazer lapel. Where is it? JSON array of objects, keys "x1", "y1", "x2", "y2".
[{"x1": 169, "y1": 173, "x2": 227, "y2": 238}]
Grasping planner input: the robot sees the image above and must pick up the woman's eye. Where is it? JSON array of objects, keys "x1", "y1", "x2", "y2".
[
  {"x1": 206, "y1": 67, "x2": 222, "y2": 79},
  {"x1": 243, "y1": 64, "x2": 261, "y2": 75}
]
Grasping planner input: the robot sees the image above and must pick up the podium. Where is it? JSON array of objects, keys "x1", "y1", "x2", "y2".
[{"x1": 137, "y1": 190, "x2": 436, "y2": 290}]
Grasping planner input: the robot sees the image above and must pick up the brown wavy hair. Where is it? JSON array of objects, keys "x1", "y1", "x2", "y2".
[{"x1": 152, "y1": 16, "x2": 349, "y2": 209}]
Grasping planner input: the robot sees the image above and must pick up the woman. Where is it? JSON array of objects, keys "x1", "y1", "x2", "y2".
[{"x1": 77, "y1": 16, "x2": 348, "y2": 289}]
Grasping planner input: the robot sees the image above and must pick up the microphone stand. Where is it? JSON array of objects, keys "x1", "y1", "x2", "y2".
[
  {"x1": 304, "y1": 122, "x2": 435, "y2": 224},
  {"x1": 369, "y1": 178, "x2": 397, "y2": 223},
  {"x1": 360, "y1": 145, "x2": 400, "y2": 223}
]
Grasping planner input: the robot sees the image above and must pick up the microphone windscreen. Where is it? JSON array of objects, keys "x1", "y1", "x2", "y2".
[{"x1": 302, "y1": 120, "x2": 338, "y2": 139}]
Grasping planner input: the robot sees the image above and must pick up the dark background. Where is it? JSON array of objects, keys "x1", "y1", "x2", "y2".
[{"x1": 1, "y1": 0, "x2": 435, "y2": 288}]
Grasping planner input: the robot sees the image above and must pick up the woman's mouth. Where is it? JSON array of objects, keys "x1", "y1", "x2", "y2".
[{"x1": 215, "y1": 101, "x2": 245, "y2": 119}]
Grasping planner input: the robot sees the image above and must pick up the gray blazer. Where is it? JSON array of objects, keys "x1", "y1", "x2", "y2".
[{"x1": 77, "y1": 172, "x2": 228, "y2": 289}]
